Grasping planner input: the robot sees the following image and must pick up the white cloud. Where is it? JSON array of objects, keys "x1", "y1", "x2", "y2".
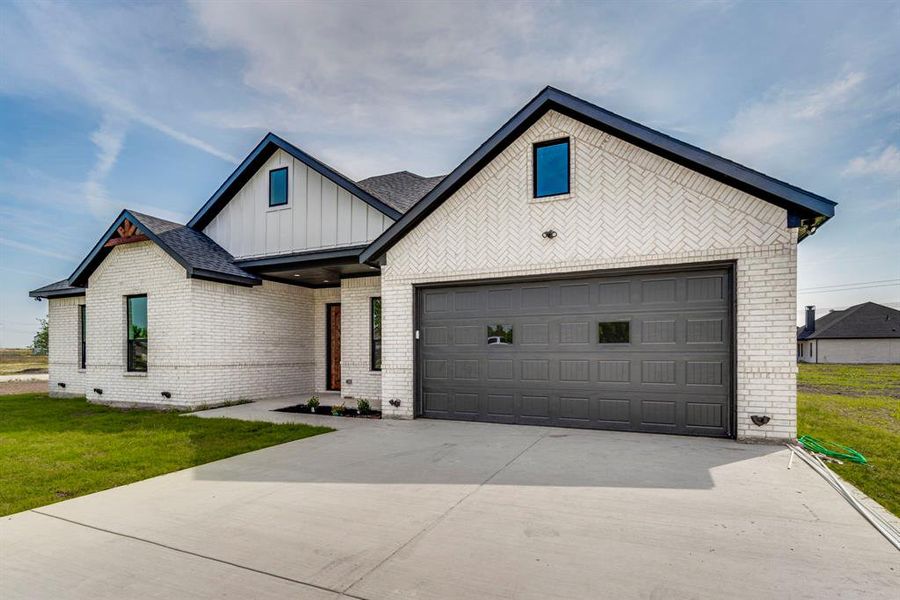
[
  {"x1": 188, "y1": 1, "x2": 629, "y2": 149},
  {"x1": 718, "y1": 72, "x2": 866, "y2": 166},
  {"x1": 0, "y1": 0, "x2": 237, "y2": 165},
  {"x1": 843, "y1": 145, "x2": 900, "y2": 179},
  {"x1": 0, "y1": 238, "x2": 73, "y2": 261},
  {"x1": 84, "y1": 114, "x2": 128, "y2": 216}
]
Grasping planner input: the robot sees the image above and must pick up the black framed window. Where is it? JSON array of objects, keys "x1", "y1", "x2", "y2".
[
  {"x1": 79, "y1": 304, "x2": 86, "y2": 370},
  {"x1": 370, "y1": 297, "x2": 382, "y2": 371},
  {"x1": 533, "y1": 138, "x2": 569, "y2": 198},
  {"x1": 269, "y1": 167, "x2": 288, "y2": 207},
  {"x1": 598, "y1": 321, "x2": 630, "y2": 344},
  {"x1": 127, "y1": 295, "x2": 148, "y2": 372}
]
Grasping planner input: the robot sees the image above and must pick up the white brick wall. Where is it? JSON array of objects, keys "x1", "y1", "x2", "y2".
[
  {"x1": 339, "y1": 276, "x2": 382, "y2": 408},
  {"x1": 381, "y1": 110, "x2": 798, "y2": 440},
  {"x1": 77, "y1": 241, "x2": 316, "y2": 409},
  {"x1": 47, "y1": 296, "x2": 85, "y2": 397}
]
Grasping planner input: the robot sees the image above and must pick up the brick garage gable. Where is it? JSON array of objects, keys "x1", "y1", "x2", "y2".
[{"x1": 380, "y1": 110, "x2": 797, "y2": 440}]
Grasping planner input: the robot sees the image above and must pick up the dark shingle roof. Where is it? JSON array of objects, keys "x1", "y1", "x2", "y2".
[
  {"x1": 30, "y1": 209, "x2": 260, "y2": 297},
  {"x1": 127, "y1": 211, "x2": 258, "y2": 283},
  {"x1": 798, "y1": 302, "x2": 900, "y2": 340},
  {"x1": 356, "y1": 171, "x2": 445, "y2": 214},
  {"x1": 29, "y1": 279, "x2": 85, "y2": 298}
]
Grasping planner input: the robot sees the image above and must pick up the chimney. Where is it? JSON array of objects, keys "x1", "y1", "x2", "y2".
[{"x1": 805, "y1": 306, "x2": 816, "y2": 333}]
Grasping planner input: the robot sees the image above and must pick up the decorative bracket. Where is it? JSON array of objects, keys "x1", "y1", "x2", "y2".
[{"x1": 103, "y1": 219, "x2": 149, "y2": 248}]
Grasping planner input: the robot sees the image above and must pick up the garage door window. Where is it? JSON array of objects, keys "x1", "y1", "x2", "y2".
[
  {"x1": 487, "y1": 324, "x2": 513, "y2": 345},
  {"x1": 598, "y1": 321, "x2": 630, "y2": 343}
]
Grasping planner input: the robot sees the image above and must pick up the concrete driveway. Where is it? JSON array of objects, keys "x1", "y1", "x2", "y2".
[{"x1": 1, "y1": 419, "x2": 897, "y2": 599}]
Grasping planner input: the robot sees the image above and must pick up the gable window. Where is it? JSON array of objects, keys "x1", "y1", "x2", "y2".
[
  {"x1": 79, "y1": 304, "x2": 86, "y2": 370},
  {"x1": 127, "y1": 295, "x2": 148, "y2": 372},
  {"x1": 371, "y1": 297, "x2": 382, "y2": 371},
  {"x1": 533, "y1": 138, "x2": 569, "y2": 198},
  {"x1": 269, "y1": 167, "x2": 288, "y2": 207}
]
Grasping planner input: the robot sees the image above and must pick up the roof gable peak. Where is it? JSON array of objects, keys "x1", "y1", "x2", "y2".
[{"x1": 188, "y1": 133, "x2": 402, "y2": 230}]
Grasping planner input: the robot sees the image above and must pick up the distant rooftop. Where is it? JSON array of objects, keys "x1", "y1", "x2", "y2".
[{"x1": 798, "y1": 302, "x2": 900, "y2": 340}]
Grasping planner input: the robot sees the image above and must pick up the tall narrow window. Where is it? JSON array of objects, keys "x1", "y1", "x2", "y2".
[
  {"x1": 533, "y1": 138, "x2": 569, "y2": 198},
  {"x1": 269, "y1": 167, "x2": 288, "y2": 207},
  {"x1": 127, "y1": 295, "x2": 148, "y2": 372},
  {"x1": 79, "y1": 304, "x2": 86, "y2": 370},
  {"x1": 370, "y1": 297, "x2": 382, "y2": 371}
]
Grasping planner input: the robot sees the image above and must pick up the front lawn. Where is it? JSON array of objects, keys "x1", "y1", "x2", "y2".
[
  {"x1": 798, "y1": 364, "x2": 900, "y2": 516},
  {"x1": 0, "y1": 394, "x2": 332, "y2": 516}
]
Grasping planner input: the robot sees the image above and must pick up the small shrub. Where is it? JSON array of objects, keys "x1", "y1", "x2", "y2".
[
  {"x1": 331, "y1": 403, "x2": 345, "y2": 416},
  {"x1": 307, "y1": 396, "x2": 320, "y2": 409},
  {"x1": 357, "y1": 399, "x2": 371, "y2": 415}
]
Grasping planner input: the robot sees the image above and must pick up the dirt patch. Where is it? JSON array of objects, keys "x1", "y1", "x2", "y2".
[{"x1": 0, "y1": 381, "x2": 48, "y2": 395}]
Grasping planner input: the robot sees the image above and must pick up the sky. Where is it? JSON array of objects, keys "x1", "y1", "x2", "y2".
[{"x1": 1, "y1": 0, "x2": 898, "y2": 347}]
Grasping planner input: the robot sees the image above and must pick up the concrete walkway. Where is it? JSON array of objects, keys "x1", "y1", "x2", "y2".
[
  {"x1": 2, "y1": 420, "x2": 897, "y2": 599},
  {"x1": 0, "y1": 373, "x2": 48, "y2": 382}
]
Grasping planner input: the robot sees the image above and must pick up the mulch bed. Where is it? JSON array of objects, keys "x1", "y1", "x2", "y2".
[{"x1": 274, "y1": 404, "x2": 382, "y2": 418}]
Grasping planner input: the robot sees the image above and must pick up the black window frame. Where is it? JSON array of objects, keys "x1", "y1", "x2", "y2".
[
  {"x1": 79, "y1": 304, "x2": 86, "y2": 370},
  {"x1": 370, "y1": 296, "x2": 382, "y2": 371},
  {"x1": 126, "y1": 294, "x2": 148, "y2": 373},
  {"x1": 268, "y1": 166, "x2": 289, "y2": 207},
  {"x1": 532, "y1": 137, "x2": 570, "y2": 198}
]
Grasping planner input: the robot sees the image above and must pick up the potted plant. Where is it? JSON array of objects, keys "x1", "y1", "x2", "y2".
[
  {"x1": 331, "y1": 402, "x2": 345, "y2": 416},
  {"x1": 307, "y1": 395, "x2": 320, "y2": 413},
  {"x1": 357, "y1": 399, "x2": 371, "y2": 416}
]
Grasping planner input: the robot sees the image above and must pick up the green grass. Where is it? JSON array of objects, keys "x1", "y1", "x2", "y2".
[
  {"x1": 798, "y1": 363, "x2": 900, "y2": 396},
  {"x1": 797, "y1": 364, "x2": 900, "y2": 516},
  {"x1": 0, "y1": 348, "x2": 48, "y2": 375},
  {"x1": 0, "y1": 394, "x2": 332, "y2": 516}
]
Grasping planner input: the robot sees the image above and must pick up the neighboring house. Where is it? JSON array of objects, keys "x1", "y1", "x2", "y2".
[
  {"x1": 798, "y1": 303, "x2": 900, "y2": 364},
  {"x1": 30, "y1": 87, "x2": 836, "y2": 441}
]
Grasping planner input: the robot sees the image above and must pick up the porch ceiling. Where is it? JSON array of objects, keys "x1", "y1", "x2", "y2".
[{"x1": 234, "y1": 245, "x2": 379, "y2": 287}]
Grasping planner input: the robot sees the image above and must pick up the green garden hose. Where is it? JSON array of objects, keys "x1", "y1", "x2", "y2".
[{"x1": 797, "y1": 435, "x2": 867, "y2": 464}]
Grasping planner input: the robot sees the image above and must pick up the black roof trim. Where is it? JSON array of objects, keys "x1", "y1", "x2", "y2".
[
  {"x1": 188, "y1": 133, "x2": 402, "y2": 231},
  {"x1": 66, "y1": 209, "x2": 260, "y2": 288},
  {"x1": 29, "y1": 279, "x2": 86, "y2": 299},
  {"x1": 361, "y1": 86, "x2": 837, "y2": 263},
  {"x1": 235, "y1": 244, "x2": 369, "y2": 272}
]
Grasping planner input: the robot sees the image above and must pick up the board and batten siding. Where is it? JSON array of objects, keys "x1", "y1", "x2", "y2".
[{"x1": 203, "y1": 149, "x2": 394, "y2": 259}]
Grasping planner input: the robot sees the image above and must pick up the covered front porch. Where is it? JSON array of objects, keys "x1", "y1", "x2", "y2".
[{"x1": 235, "y1": 245, "x2": 383, "y2": 410}]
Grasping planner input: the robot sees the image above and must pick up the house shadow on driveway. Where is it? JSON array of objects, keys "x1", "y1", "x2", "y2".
[{"x1": 186, "y1": 417, "x2": 782, "y2": 491}]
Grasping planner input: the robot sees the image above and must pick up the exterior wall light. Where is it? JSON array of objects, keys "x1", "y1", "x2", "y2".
[
  {"x1": 57, "y1": 382, "x2": 66, "y2": 388},
  {"x1": 161, "y1": 391, "x2": 172, "y2": 399},
  {"x1": 750, "y1": 415, "x2": 771, "y2": 426},
  {"x1": 93, "y1": 388, "x2": 103, "y2": 395}
]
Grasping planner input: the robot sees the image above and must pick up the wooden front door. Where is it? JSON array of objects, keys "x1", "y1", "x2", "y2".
[{"x1": 326, "y1": 304, "x2": 341, "y2": 391}]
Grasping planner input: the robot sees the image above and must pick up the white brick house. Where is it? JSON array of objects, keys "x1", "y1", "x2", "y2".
[{"x1": 31, "y1": 87, "x2": 835, "y2": 441}]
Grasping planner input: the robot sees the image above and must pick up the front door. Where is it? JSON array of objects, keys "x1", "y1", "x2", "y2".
[{"x1": 326, "y1": 304, "x2": 341, "y2": 391}]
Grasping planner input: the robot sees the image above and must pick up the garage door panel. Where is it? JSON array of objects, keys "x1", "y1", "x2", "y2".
[{"x1": 419, "y1": 268, "x2": 732, "y2": 437}]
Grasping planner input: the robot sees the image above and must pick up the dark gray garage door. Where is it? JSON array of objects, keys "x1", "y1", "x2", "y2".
[{"x1": 418, "y1": 267, "x2": 733, "y2": 437}]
